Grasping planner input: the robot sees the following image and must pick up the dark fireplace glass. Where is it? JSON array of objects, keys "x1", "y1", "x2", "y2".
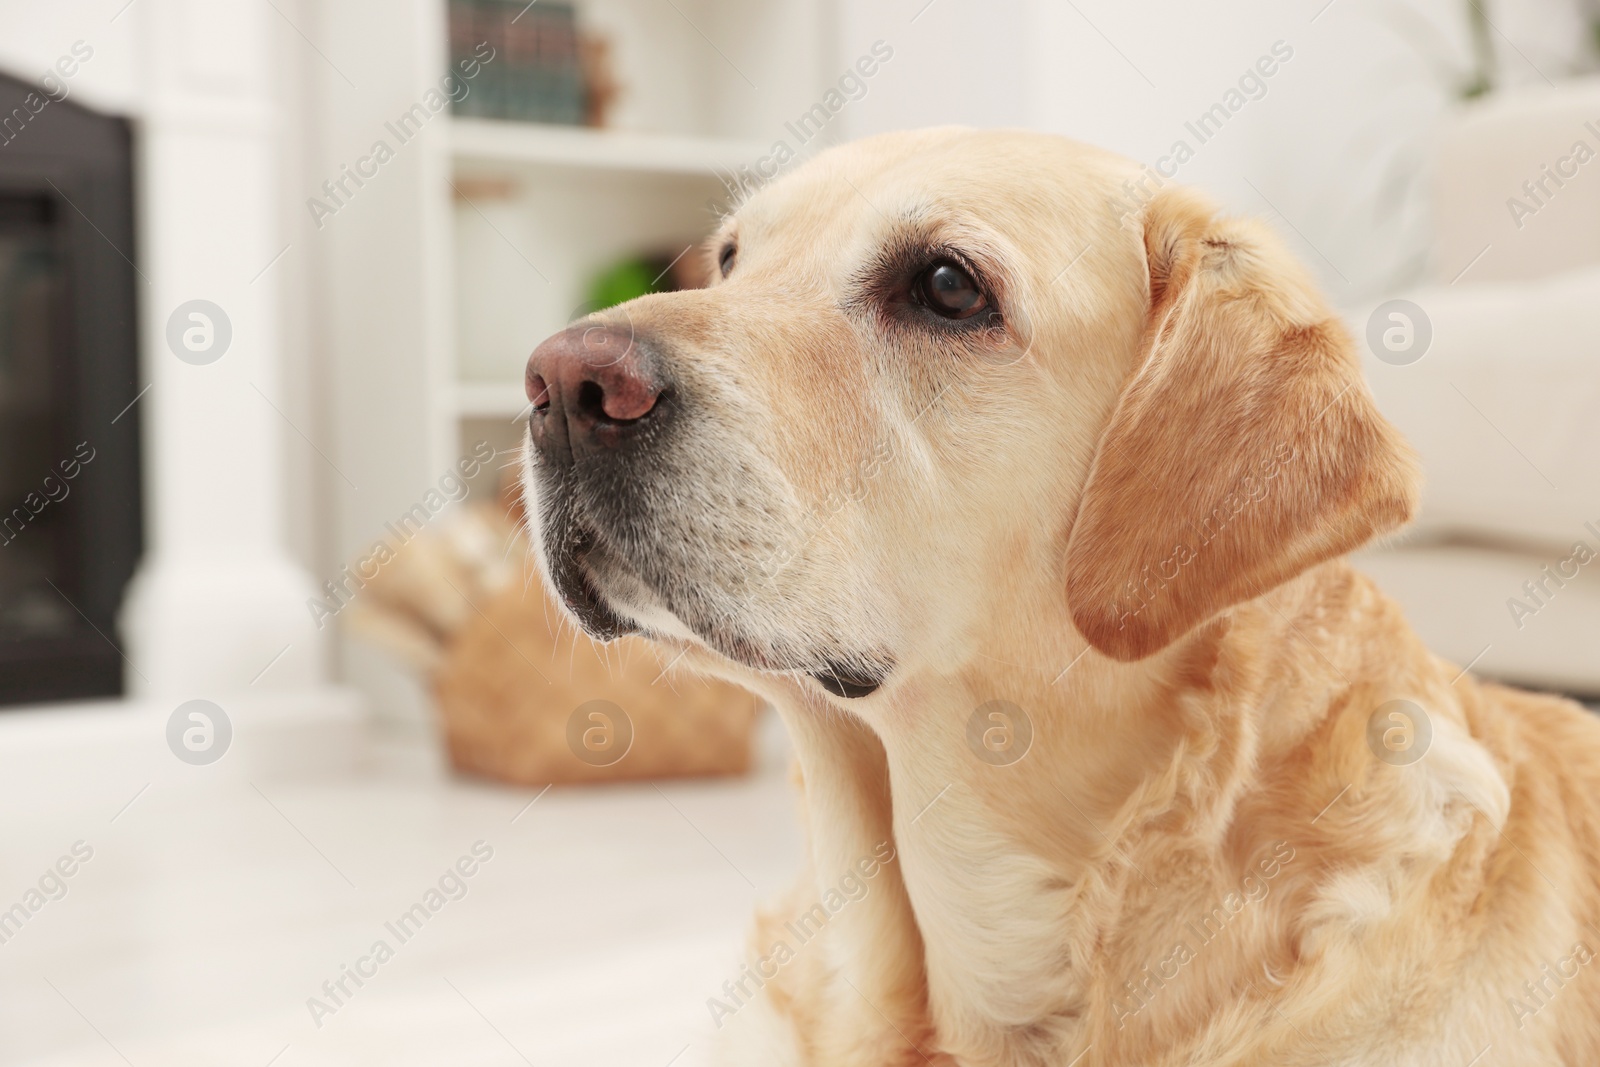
[
  {"x1": 0, "y1": 194, "x2": 72, "y2": 642},
  {"x1": 0, "y1": 71, "x2": 141, "y2": 706}
]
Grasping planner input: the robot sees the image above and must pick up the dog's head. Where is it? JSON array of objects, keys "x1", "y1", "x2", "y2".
[{"x1": 520, "y1": 128, "x2": 1419, "y2": 701}]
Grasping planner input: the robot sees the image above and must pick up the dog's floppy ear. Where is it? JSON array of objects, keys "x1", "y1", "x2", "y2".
[{"x1": 1064, "y1": 187, "x2": 1420, "y2": 662}]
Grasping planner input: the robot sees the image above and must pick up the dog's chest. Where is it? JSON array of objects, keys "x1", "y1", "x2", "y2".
[{"x1": 896, "y1": 792, "x2": 1084, "y2": 1036}]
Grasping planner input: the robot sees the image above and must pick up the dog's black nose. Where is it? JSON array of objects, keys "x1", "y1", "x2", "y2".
[{"x1": 526, "y1": 323, "x2": 664, "y2": 458}]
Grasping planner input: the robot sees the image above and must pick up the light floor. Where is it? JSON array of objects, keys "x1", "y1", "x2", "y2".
[
  {"x1": 17, "y1": 693, "x2": 1590, "y2": 1067},
  {"x1": 0, "y1": 707, "x2": 802, "y2": 1067}
]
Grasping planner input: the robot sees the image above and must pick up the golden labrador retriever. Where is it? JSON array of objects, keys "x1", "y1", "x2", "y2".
[{"x1": 520, "y1": 128, "x2": 1600, "y2": 1066}]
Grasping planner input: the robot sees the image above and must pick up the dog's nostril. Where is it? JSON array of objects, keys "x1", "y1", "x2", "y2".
[
  {"x1": 576, "y1": 379, "x2": 606, "y2": 419},
  {"x1": 527, "y1": 373, "x2": 550, "y2": 410}
]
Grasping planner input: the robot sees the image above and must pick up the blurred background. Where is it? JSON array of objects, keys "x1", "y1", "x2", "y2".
[{"x1": 0, "y1": 0, "x2": 1597, "y2": 1063}]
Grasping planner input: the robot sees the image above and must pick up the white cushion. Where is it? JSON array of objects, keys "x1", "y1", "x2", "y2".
[
  {"x1": 1348, "y1": 264, "x2": 1600, "y2": 552},
  {"x1": 1354, "y1": 543, "x2": 1600, "y2": 696},
  {"x1": 1430, "y1": 76, "x2": 1600, "y2": 285}
]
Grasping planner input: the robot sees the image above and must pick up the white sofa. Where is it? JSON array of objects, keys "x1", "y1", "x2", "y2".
[{"x1": 1349, "y1": 77, "x2": 1600, "y2": 696}]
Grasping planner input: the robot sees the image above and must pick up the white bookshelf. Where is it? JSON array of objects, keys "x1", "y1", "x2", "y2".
[
  {"x1": 320, "y1": 0, "x2": 835, "y2": 715},
  {"x1": 437, "y1": 1, "x2": 834, "y2": 477},
  {"x1": 453, "y1": 380, "x2": 532, "y2": 420},
  {"x1": 451, "y1": 118, "x2": 771, "y2": 177},
  {"x1": 447, "y1": 127, "x2": 742, "y2": 395}
]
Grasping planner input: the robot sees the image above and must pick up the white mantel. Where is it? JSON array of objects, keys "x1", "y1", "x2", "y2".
[{"x1": 109, "y1": 0, "x2": 333, "y2": 700}]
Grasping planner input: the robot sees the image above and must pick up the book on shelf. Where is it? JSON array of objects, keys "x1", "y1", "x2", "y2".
[{"x1": 449, "y1": 0, "x2": 586, "y2": 126}]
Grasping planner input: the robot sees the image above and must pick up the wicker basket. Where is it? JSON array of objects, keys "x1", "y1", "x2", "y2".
[
  {"x1": 433, "y1": 580, "x2": 758, "y2": 785},
  {"x1": 342, "y1": 493, "x2": 758, "y2": 786}
]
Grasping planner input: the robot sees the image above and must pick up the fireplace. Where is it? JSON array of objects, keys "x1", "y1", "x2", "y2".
[{"x1": 0, "y1": 72, "x2": 141, "y2": 705}]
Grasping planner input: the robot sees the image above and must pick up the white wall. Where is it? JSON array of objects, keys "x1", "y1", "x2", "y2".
[
  {"x1": 0, "y1": 2, "x2": 140, "y2": 115},
  {"x1": 834, "y1": 0, "x2": 1489, "y2": 304}
]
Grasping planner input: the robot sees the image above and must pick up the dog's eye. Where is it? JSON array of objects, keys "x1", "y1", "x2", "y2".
[
  {"x1": 916, "y1": 262, "x2": 987, "y2": 319},
  {"x1": 718, "y1": 243, "x2": 737, "y2": 278}
]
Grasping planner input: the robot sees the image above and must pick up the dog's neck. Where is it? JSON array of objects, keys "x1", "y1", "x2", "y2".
[
  {"x1": 766, "y1": 560, "x2": 1467, "y2": 1065},
  {"x1": 829, "y1": 608, "x2": 1244, "y2": 1062}
]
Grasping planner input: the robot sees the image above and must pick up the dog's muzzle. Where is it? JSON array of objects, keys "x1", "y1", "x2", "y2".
[{"x1": 523, "y1": 322, "x2": 677, "y2": 640}]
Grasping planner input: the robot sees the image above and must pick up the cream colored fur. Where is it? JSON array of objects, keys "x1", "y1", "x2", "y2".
[{"x1": 523, "y1": 128, "x2": 1600, "y2": 1066}]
